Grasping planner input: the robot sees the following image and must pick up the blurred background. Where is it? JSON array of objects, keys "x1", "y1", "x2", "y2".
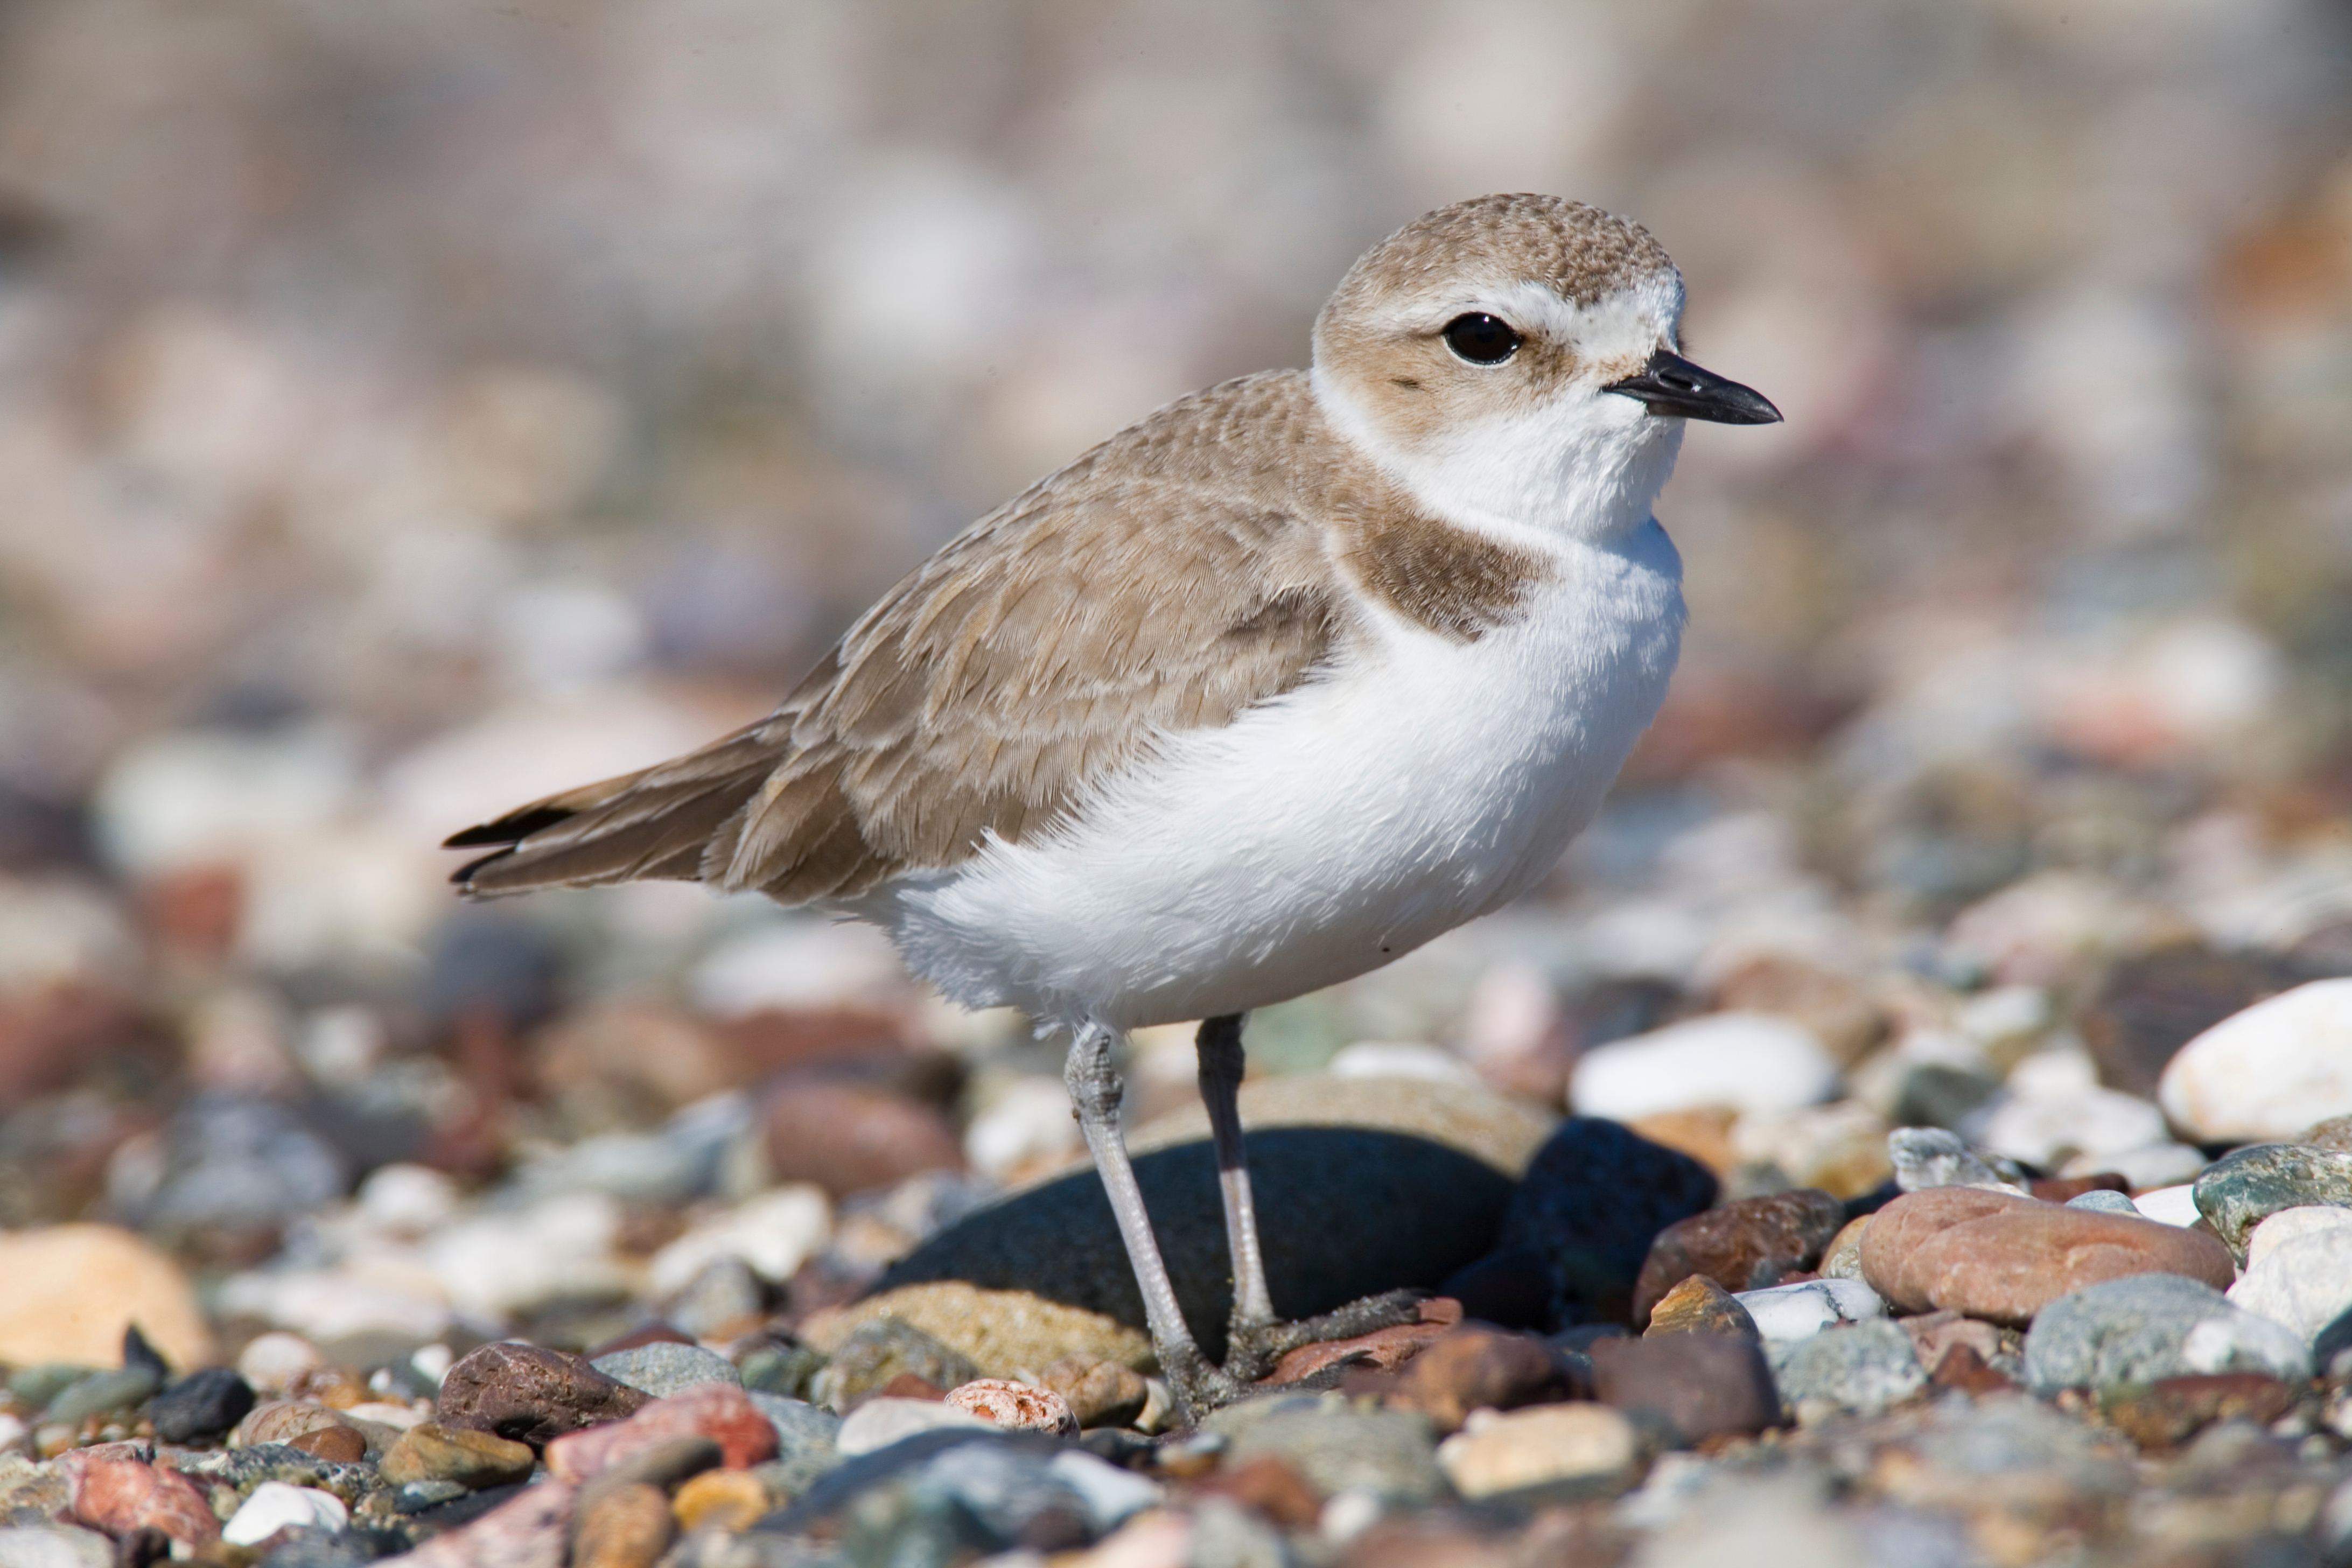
[{"x1": 1, "y1": 0, "x2": 2350, "y2": 1350}]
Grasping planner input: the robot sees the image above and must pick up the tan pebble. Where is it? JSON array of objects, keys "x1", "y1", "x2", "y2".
[
  {"x1": 944, "y1": 1378, "x2": 1077, "y2": 1436},
  {"x1": 236, "y1": 1400, "x2": 352, "y2": 1450},
  {"x1": 1040, "y1": 1356, "x2": 1150, "y2": 1429},
  {"x1": 236, "y1": 1331, "x2": 326, "y2": 1396},
  {"x1": 286, "y1": 1366, "x2": 372, "y2": 1410},
  {"x1": 1643, "y1": 1276, "x2": 1762, "y2": 1341},
  {"x1": 573, "y1": 1482, "x2": 675, "y2": 1568},
  {"x1": 1818, "y1": 1214, "x2": 1871, "y2": 1279},
  {"x1": 0, "y1": 1224, "x2": 218, "y2": 1369},
  {"x1": 380, "y1": 1422, "x2": 537, "y2": 1489},
  {"x1": 290, "y1": 1424, "x2": 368, "y2": 1464},
  {"x1": 673, "y1": 1468, "x2": 770, "y2": 1533},
  {"x1": 1437, "y1": 1404, "x2": 1640, "y2": 1500}
]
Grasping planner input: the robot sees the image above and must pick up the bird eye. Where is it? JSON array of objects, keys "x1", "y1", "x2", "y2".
[{"x1": 1442, "y1": 313, "x2": 1522, "y2": 366}]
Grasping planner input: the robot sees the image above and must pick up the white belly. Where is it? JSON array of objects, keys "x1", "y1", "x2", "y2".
[{"x1": 858, "y1": 521, "x2": 1684, "y2": 1032}]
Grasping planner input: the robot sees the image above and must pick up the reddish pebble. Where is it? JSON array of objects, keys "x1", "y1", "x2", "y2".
[
  {"x1": 291, "y1": 1424, "x2": 369, "y2": 1463},
  {"x1": 545, "y1": 1383, "x2": 778, "y2": 1483},
  {"x1": 944, "y1": 1379, "x2": 1079, "y2": 1436},
  {"x1": 391, "y1": 1478, "x2": 577, "y2": 1568},
  {"x1": 1633, "y1": 1189, "x2": 1848, "y2": 1325},
  {"x1": 61, "y1": 1454, "x2": 220, "y2": 1549},
  {"x1": 1378, "y1": 1327, "x2": 1576, "y2": 1435}
]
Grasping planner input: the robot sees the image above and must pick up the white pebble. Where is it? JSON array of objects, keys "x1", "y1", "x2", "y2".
[
  {"x1": 222, "y1": 1483, "x2": 348, "y2": 1546},
  {"x1": 2132, "y1": 1184, "x2": 2203, "y2": 1228},
  {"x1": 1571, "y1": 1012, "x2": 1838, "y2": 1121},
  {"x1": 2158, "y1": 978, "x2": 2352, "y2": 1142},
  {"x1": 649, "y1": 1183, "x2": 832, "y2": 1294},
  {"x1": 835, "y1": 1397, "x2": 992, "y2": 1457},
  {"x1": 235, "y1": 1331, "x2": 324, "y2": 1395},
  {"x1": 2229, "y1": 1226, "x2": 2352, "y2": 1343},
  {"x1": 1735, "y1": 1278, "x2": 1887, "y2": 1342},
  {"x1": 2246, "y1": 1206, "x2": 2352, "y2": 1269},
  {"x1": 2060, "y1": 1143, "x2": 2208, "y2": 1191}
]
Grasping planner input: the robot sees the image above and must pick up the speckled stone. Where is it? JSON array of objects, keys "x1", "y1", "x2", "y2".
[
  {"x1": 807, "y1": 1318, "x2": 979, "y2": 1411},
  {"x1": 802, "y1": 1284, "x2": 1149, "y2": 1382},
  {"x1": 1206, "y1": 1396, "x2": 1446, "y2": 1506},
  {"x1": 2024, "y1": 1274, "x2": 2312, "y2": 1392},
  {"x1": 944, "y1": 1380, "x2": 1077, "y2": 1436},
  {"x1": 435, "y1": 1342, "x2": 649, "y2": 1449},
  {"x1": 589, "y1": 1343, "x2": 742, "y2": 1398},
  {"x1": 379, "y1": 1423, "x2": 537, "y2": 1490},
  {"x1": 1642, "y1": 1276, "x2": 1761, "y2": 1341},
  {"x1": 1769, "y1": 1319, "x2": 1926, "y2": 1418},
  {"x1": 1632, "y1": 1188, "x2": 1846, "y2": 1324},
  {"x1": 2190, "y1": 1142, "x2": 2352, "y2": 1261}
]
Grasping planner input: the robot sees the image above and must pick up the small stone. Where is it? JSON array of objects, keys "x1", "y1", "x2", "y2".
[
  {"x1": 801, "y1": 1283, "x2": 1147, "y2": 1387},
  {"x1": 1886, "y1": 1127, "x2": 2026, "y2": 1194},
  {"x1": 1570, "y1": 1012, "x2": 1840, "y2": 1121},
  {"x1": 2245, "y1": 1203, "x2": 2352, "y2": 1266},
  {"x1": 671, "y1": 1468, "x2": 770, "y2": 1533},
  {"x1": 760, "y1": 1076, "x2": 964, "y2": 1196},
  {"x1": 571, "y1": 1482, "x2": 673, "y2": 1568},
  {"x1": 1039, "y1": 1357, "x2": 1149, "y2": 1430},
  {"x1": 236, "y1": 1332, "x2": 325, "y2": 1396},
  {"x1": 1436, "y1": 1403, "x2": 1640, "y2": 1501},
  {"x1": 2302, "y1": 1114, "x2": 2352, "y2": 1152},
  {"x1": 1632, "y1": 1188, "x2": 1847, "y2": 1324},
  {"x1": 1734, "y1": 1278, "x2": 1886, "y2": 1342},
  {"x1": 2132, "y1": 1183, "x2": 2202, "y2": 1226},
  {"x1": 2228, "y1": 1223, "x2": 2352, "y2": 1343},
  {"x1": 236, "y1": 1400, "x2": 354, "y2": 1450},
  {"x1": 2024, "y1": 1274, "x2": 2313, "y2": 1392},
  {"x1": 2098, "y1": 1373, "x2": 2299, "y2": 1450},
  {"x1": 2066, "y1": 1143, "x2": 2210, "y2": 1192},
  {"x1": 1769, "y1": 1319, "x2": 1926, "y2": 1419},
  {"x1": 1642, "y1": 1277, "x2": 1761, "y2": 1341},
  {"x1": 736, "y1": 1339, "x2": 829, "y2": 1402},
  {"x1": 2077, "y1": 943, "x2": 2304, "y2": 1098},
  {"x1": 833, "y1": 1396, "x2": 991, "y2": 1456},
  {"x1": 150, "y1": 1368, "x2": 257, "y2": 1444},
  {"x1": 807, "y1": 1317, "x2": 980, "y2": 1410},
  {"x1": 1587, "y1": 1334, "x2": 1780, "y2": 1444},
  {"x1": 1262, "y1": 1308, "x2": 1454, "y2": 1384},
  {"x1": 1926, "y1": 1342, "x2": 2016, "y2": 1396},
  {"x1": 2066, "y1": 1189, "x2": 2139, "y2": 1215},
  {"x1": 2191, "y1": 1141, "x2": 2352, "y2": 1259},
  {"x1": 662, "y1": 1256, "x2": 766, "y2": 1342},
  {"x1": 220, "y1": 1481, "x2": 348, "y2": 1547},
  {"x1": 589, "y1": 1343, "x2": 743, "y2": 1399},
  {"x1": 1896, "y1": 1309, "x2": 2003, "y2": 1374},
  {"x1": 0, "y1": 1527, "x2": 113, "y2": 1568},
  {"x1": 1194, "y1": 1454, "x2": 1322, "y2": 1528},
  {"x1": 394, "y1": 1476, "x2": 576, "y2": 1568},
  {"x1": 44, "y1": 1367, "x2": 159, "y2": 1427},
  {"x1": 544, "y1": 1383, "x2": 779, "y2": 1482},
  {"x1": 746, "y1": 1391, "x2": 841, "y2": 1462},
  {"x1": 1492, "y1": 1116, "x2": 1719, "y2": 1329},
  {"x1": 379, "y1": 1423, "x2": 537, "y2": 1489},
  {"x1": 1860, "y1": 1186, "x2": 2234, "y2": 1324},
  {"x1": 2157, "y1": 978, "x2": 2352, "y2": 1142},
  {"x1": 435, "y1": 1341, "x2": 649, "y2": 1448},
  {"x1": 1817, "y1": 1215, "x2": 1870, "y2": 1279},
  {"x1": 944, "y1": 1379, "x2": 1077, "y2": 1436},
  {"x1": 0, "y1": 1226, "x2": 216, "y2": 1370},
  {"x1": 58, "y1": 1455, "x2": 219, "y2": 1550},
  {"x1": 289, "y1": 1425, "x2": 367, "y2": 1464},
  {"x1": 1208, "y1": 1398, "x2": 1445, "y2": 1506},
  {"x1": 1378, "y1": 1327, "x2": 1574, "y2": 1433}
]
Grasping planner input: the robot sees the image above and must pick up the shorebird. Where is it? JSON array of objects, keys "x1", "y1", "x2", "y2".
[{"x1": 447, "y1": 193, "x2": 1779, "y2": 1419}]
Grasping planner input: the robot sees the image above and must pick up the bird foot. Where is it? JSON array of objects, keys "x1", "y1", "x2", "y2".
[{"x1": 1158, "y1": 1289, "x2": 1429, "y2": 1423}]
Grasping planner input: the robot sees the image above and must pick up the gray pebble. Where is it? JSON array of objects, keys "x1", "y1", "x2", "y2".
[
  {"x1": 1888, "y1": 1128, "x2": 2027, "y2": 1194},
  {"x1": 2024, "y1": 1273, "x2": 2312, "y2": 1394},
  {"x1": 2063, "y1": 1189, "x2": 2139, "y2": 1215},
  {"x1": 1768, "y1": 1319, "x2": 1927, "y2": 1418},
  {"x1": 590, "y1": 1341, "x2": 743, "y2": 1397},
  {"x1": 44, "y1": 1366, "x2": 159, "y2": 1426},
  {"x1": 1207, "y1": 1395, "x2": 1444, "y2": 1507}
]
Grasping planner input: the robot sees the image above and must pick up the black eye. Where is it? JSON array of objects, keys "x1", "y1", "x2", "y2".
[{"x1": 1442, "y1": 313, "x2": 1522, "y2": 365}]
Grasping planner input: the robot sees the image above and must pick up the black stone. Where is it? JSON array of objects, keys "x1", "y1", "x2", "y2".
[
  {"x1": 121, "y1": 1324, "x2": 170, "y2": 1381},
  {"x1": 2076, "y1": 944, "x2": 2307, "y2": 1099},
  {"x1": 1491, "y1": 1117, "x2": 1719, "y2": 1331},
  {"x1": 150, "y1": 1367, "x2": 256, "y2": 1444}
]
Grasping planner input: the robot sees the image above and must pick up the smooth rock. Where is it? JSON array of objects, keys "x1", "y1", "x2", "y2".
[
  {"x1": 236, "y1": 1332, "x2": 325, "y2": 1395},
  {"x1": 1735, "y1": 1278, "x2": 1886, "y2": 1342},
  {"x1": 1492, "y1": 1117, "x2": 1719, "y2": 1329},
  {"x1": 1436, "y1": 1403, "x2": 1640, "y2": 1501},
  {"x1": 2024, "y1": 1274, "x2": 2313, "y2": 1392},
  {"x1": 944, "y1": 1379, "x2": 1077, "y2": 1436},
  {"x1": 544, "y1": 1383, "x2": 778, "y2": 1482},
  {"x1": 2062, "y1": 1142, "x2": 2209, "y2": 1192},
  {"x1": 2077, "y1": 944, "x2": 2305, "y2": 1098},
  {"x1": 1818, "y1": 1215, "x2": 1871, "y2": 1280},
  {"x1": 0, "y1": 1527, "x2": 113, "y2": 1568},
  {"x1": 220, "y1": 1482, "x2": 348, "y2": 1546},
  {"x1": 435, "y1": 1342, "x2": 648, "y2": 1448},
  {"x1": 1642, "y1": 1277, "x2": 1761, "y2": 1341},
  {"x1": 1897, "y1": 1309, "x2": 2004, "y2": 1376},
  {"x1": 671, "y1": 1468, "x2": 770, "y2": 1534},
  {"x1": 1970, "y1": 1081, "x2": 2170, "y2": 1172},
  {"x1": 807, "y1": 1317, "x2": 980, "y2": 1410},
  {"x1": 58, "y1": 1455, "x2": 217, "y2": 1549},
  {"x1": 2099, "y1": 1373, "x2": 2299, "y2": 1450},
  {"x1": 760, "y1": 1077, "x2": 963, "y2": 1196},
  {"x1": 746, "y1": 1391, "x2": 841, "y2": 1463},
  {"x1": 1207, "y1": 1398, "x2": 1444, "y2": 1506},
  {"x1": 1038, "y1": 1357, "x2": 1149, "y2": 1430},
  {"x1": 661, "y1": 1257, "x2": 764, "y2": 1341},
  {"x1": 876, "y1": 1124, "x2": 1520, "y2": 1364},
  {"x1": 2157, "y1": 979, "x2": 2352, "y2": 1142},
  {"x1": 1570, "y1": 1012, "x2": 1840, "y2": 1121},
  {"x1": 1632, "y1": 1188, "x2": 1846, "y2": 1324},
  {"x1": 290, "y1": 1424, "x2": 367, "y2": 1464},
  {"x1": 2132, "y1": 1184, "x2": 2202, "y2": 1226},
  {"x1": 2245, "y1": 1203, "x2": 2352, "y2": 1267},
  {"x1": 590, "y1": 1343, "x2": 741, "y2": 1398},
  {"x1": 392, "y1": 1476, "x2": 575, "y2": 1568},
  {"x1": 571, "y1": 1482, "x2": 672, "y2": 1568},
  {"x1": 1587, "y1": 1334, "x2": 1780, "y2": 1444},
  {"x1": 379, "y1": 1423, "x2": 537, "y2": 1490},
  {"x1": 44, "y1": 1367, "x2": 158, "y2": 1427},
  {"x1": 834, "y1": 1397, "x2": 991, "y2": 1457},
  {"x1": 1769, "y1": 1319, "x2": 1926, "y2": 1418},
  {"x1": 1378, "y1": 1327, "x2": 1575, "y2": 1434},
  {"x1": 150, "y1": 1368, "x2": 256, "y2": 1444},
  {"x1": 802, "y1": 1284, "x2": 1148, "y2": 1382},
  {"x1": 2066, "y1": 1189, "x2": 2140, "y2": 1215},
  {"x1": 1886, "y1": 1128, "x2": 2026, "y2": 1194},
  {"x1": 235, "y1": 1400, "x2": 355, "y2": 1450},
  {"x1": 1859, "y1": 1187, "x2": 2234, "y2": 1325},
  {"x1": 2228, "y1": 1225, "x2": 2352, "y2": 1343},
  {"x1": 2302, "y1": 1114, "x2": 2352, "y2": 1151},
  {"x1": 2192, "y1": 1141, "x2": 2352, "y2": 1259},
  {"x1": 0, "y1": 1226, "x2": 216, "y2": 1370}
]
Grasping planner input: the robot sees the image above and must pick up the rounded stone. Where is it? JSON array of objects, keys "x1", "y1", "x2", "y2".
[
  {"x1": 221, "y1": 1482, "x2": 348, "y2": 1547},
  {"x1": 2024, "y1": 1274, "x2": 2312, "y2": 1392},
  {"x1": 236, "y1": 1400, "x2": 355, "y2": 1450},
  {"x1": 1209, "y1": 1399, "x2": 1445, "y2": 1507},
  {"x1": 2227, "y1": 1224, "x2": 2352, "y2": 1343},
  {"x1": 435, "y1": 1341, "x2": 649, "y2": 1448},
  {"x1": 944, "y1": 1379, "x2": 1077, "y2": 1436},
  {"x1": 802, "y1": 1284, "x2": 1149, "y2": 1382},
  {"x1": 1632, "y1": 1188, "x2": 1847, "y2": 1325},
  {"x1": 0, "y1": 1226, "x2": 216, "y2": 1370},
  {"x1": 379, "y1": 1423, "x2": 537, "y2": 1490},
  {"x1": 1436, "y1": 1404, "x2": 1639, "y2": 1501},
  {"x1": 590, "y1": 1343, "x2": 743, "y2": 1398},
  {"x1": 672, "y1": 1468, "x2": 771, "y2": 1534},
  {"x1": 2157, "y1": 979, "x2": 2352, "y2": 1142},
  {"x1": 150, "y1": 1368, "x2": 257, "y2": 1444},
  {"x1": 1642, "y1": 1277, "x2": 1761, "y2": 1342},
  {"x1": 1038, "y1": 1357, "x2": 1150, "y2": 1430},
  {"x1": 1769, "y1": 1318, "x2": 1926, "y2": 1419},
  {"x1": 1570, "y1": 1012, "x2": 1840, "y2": 1122},
  {"x1": 1859, "y1": 1187, "x2": 2234, "y2": 1325},
  {"x1": 572, "y1": 1482, "x2": 674, "y2": 1568},
  {"x1": 1734, "y1": 1278, "x2": 1886, "y2": 1343},
  {"x1": 2190, "y1": 1142, "x2": 2352, "y2": 1260},
  {"x1": 834, "y1": 1397, "x2": 991, "y2": 1457}
]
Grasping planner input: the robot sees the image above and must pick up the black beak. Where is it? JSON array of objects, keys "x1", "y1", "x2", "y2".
[{"x1": 1605, "y1": 349, "x2": 1781, "y2": 425}]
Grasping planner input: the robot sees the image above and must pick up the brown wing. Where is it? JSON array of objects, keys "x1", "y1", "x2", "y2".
[{"x1": 449, "y1": 373, "x2": 1347, "y2": 904}]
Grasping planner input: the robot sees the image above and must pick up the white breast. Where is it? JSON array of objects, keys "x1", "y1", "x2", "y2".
[{"x1": 861, "y1": 520, "x2": 1684, "y2": 1032}]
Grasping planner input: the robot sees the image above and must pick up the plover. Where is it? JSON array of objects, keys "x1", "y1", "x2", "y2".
[{"x1": 447, "y1": 193, "x2": 1779, "y2": 1418}]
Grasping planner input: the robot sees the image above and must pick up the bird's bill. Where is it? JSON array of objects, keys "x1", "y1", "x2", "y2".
[{"x1": 1604, "y1": 349, "x2": 1782, "y2": 425}]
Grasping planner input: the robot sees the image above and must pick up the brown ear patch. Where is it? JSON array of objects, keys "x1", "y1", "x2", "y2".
[{"x1": 1339, "y1": 492, "x2": 1549, "y2": 642}]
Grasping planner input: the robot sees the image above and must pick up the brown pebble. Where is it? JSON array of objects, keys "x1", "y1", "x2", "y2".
[
  {"x1": 236, "y1": 1399, "x2": 353, "y2": 1450},
  {"x1": 1381, "y1": 1328, "x2": 1576, "y2": 1434},
  {"x1": 760, "y1": 1075, "x2": 965, "y2": 1196},
  {"x1": 1859, "y1": 1186, "x2": 2235, "y2": 1325},
  {"x1": 1263, "y1": 1317, "x2": 1453, "y2": 1385},
  {"x1": 572, "y1": 1482, "x2": 675, "y2": 1568},
  {"x1": 672, "y1": 1468, "x2": 771, "y2": 1533},
  {"x1": 1927, "y1": 1343, "x2": 2017, "y2": 1397},
  {"x1": 1632, "y1": 1189, "x2": 1847, "y2": 1325},
  {"x1": 1040, "y1": 1356, "x2": 1150, "y2": 1430},
  {"x1": 380, "y1": 1422, "x2": 538, "y2": 1489},
  {"x1": 1897, "y1": 1309, "x2": 2002, "y2": 1373},
  {"x1": 1588, "y1": 1334, "x2": 1780, "y2": 1445},
  {"x1": 436, "y1": 1341, "x2": 650, "y2": 1449},
  {"x1": 2027, "y1": 1173, "x2": 2129, "y2": 1203},
  {"x1": 2099, "y1": 1373, "x2": 2299, "y2": 1450},
  {"x1": 1198, "y1": 1454, "x2": 1322, "y2": 1527},
  {"x1": 1642, "y1": 1276, "x2": 1762, "y2": 1341},
  {"x1": 284, "y1": 1364, "x2": 371, "y2": 1410},
  {"x1": 290, "y1": 1424, "x2": 367, "y2": 1463}
]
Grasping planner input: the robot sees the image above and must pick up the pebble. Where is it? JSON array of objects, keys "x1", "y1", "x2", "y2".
[
  {"x1": 1377, "y1": 1327, "x2": 1576, "y2": 1433},
  {"x1": 1969, "y1": 1078, "x2": 2169, "y2": 1171},
  {"x1": 379, "y1": 1423, "x2": 537, "y2": 1489},
  {"x1": 671, "y1": 1468, "x2": 770, "y2": 1532},
  {"x1": 2076, "y1": 944, "x2": 2305, "y2": 1098},
  {"x1": 58, "y1": 1455, "x2": 218, "y2": 1549},
  {"x1": 590, "y1": 1342, "x2": 743, "y2": 1398},
  {"x1": 0, "y1": 1226, "x2": 216, "y2": 1370},
  {"x1": 571, "y1": 1482, "x2": 673, "y2": 1568},
  {"x1": 2304, "y1": 1114, "x2": 2352, "y2": 1151},
  {"x1": 1587, "y1": 1333, "x2": 1781, "y2": 1444},
  {"x1": 2063, "y1": 1142, "x2": 2209, "y2": 1192},
  {"x1": 1435, "y1": 1403, "x2": 1641, "y2": 1501},
  {"x1": 760, "y1": 1076, "x2": 964, "y2": 1196},
  {"x1": 220, "y1": 1481, "x2": 348, "y2": 1546},
  {"x1": 545, "y1": 1383, "x2": 779, "y2": 1481},
  {"x1": 1886, "y1": 1127, "x2": 2026, "y2": 1194},
  {"x1": 2065, "y1": 1188, "x2": 2139, "y2": 1214},
  {"x1": 2156, "y1": 978, "x2": 2352, "y2": 1142},
  {"x1": 1631, "y1": 1187, "x2": 1847, "y2": 1324},
  {"x1": 747, "y1": 1391, "x2": 841, "y2": 1462},
  {"x1": 2227, "y1": 1223, "x2": 2352, "y2": 1343},
  {"x1": 2098, "y1": 1373, "x2": 2300, "y2": 1450},
  {"x1": 1208, "y1": 1398, "x2": 1446, "y2": 1507},
  {"x1": 1569, "y1": 1012, "x2": 1840, "y2": 1121},
  {"x1": 1642, "y1": 1276, "x2": 1762, "y2": 1341},
  {"x1": 43, "y1": 1367, "x2": 158, "y2": 1427},
  {"x1": 149, "y1": 1367, "x2": 257, "y2": 1443},
  {"x1": 0, "y1": 1528, "x2": 114, "y2": 1568},
  {"x1": 648, "y1": 1185, "x2": 832, "y2": 1298},
  {"x1": 2190, "y1": 1140, "x2": 2352, "y2": 1259},
  {"x1": 1859, "y1": 1186, "x2": 2234, "y2": 1324},
  {"x1": 834, "y1": 1397, "x2": 993, "y2": 1457},
  {"x1": 1125, "y1": 1072, "x2": 1559, "y2": 1176},
  {"x1": 1734, "y1": 1278, "x2": 1886, "y2": 1342},
  {"x1": 1817, "y1": 1215, "x2": 1871, "y2": 1279},
  {"x1": 2245, "y1": 1202, "x2": 2352, "y2": 1266},
  {"x1": 290, "y1": 1424, "x2": 368, "y2": 1463},
  {"x1": 2132, "y1": 1184, "x2": 2202, "y2": 1226},
  {"x1": 1897, "y1": 1308, "x2": 2004, "y2": 1374},
  {"x1": 942, "y1": 1378, "x2": 1077, "y2": 1435},
  {"x1": 1490, "y1": 1116, "x2": 1719, "y2": 1329},
  {"x1": 807, "y1": 1317, "x2": 981, "y2": 1410},
  {"x1": 236, "y1": 1399, "x2": 358, "y2": 1450},
  {"x1": 435, "y1": 1341, "x2": 649, "y2": 1447},
  {"x1": 236, "y1": 1332, "x2": 325, "y2": 1395},
  {"x1": 1038, "y1": 1357, "x2": 1149, "y2": 1430},
  {"x1": 394, "y1": 1476, "x2": 575, "y2": 1568},
  {"x1": 1769, "y1": 1319, "x2": 1927, "y2": 1419},
  {"x1": 2024, "y1": 1274, "x2": 2313, "y2": 1392},
  {"x1": 802, "y1": 1283, "x2": 1147, "y2": 1390}
]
